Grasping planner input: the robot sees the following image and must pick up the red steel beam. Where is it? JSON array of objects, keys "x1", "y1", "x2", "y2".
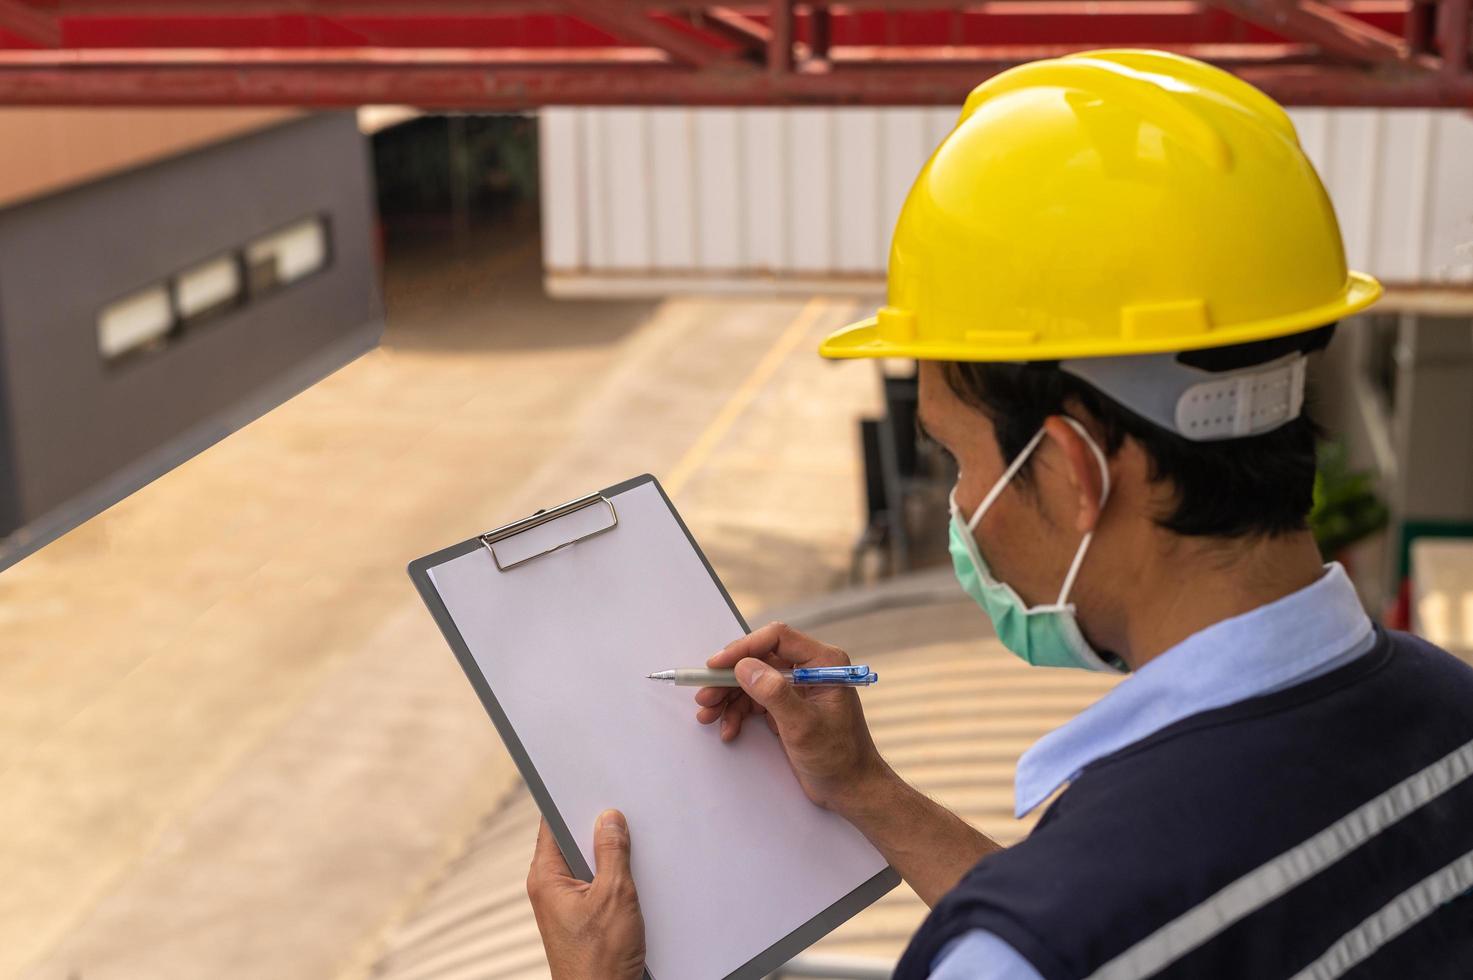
[
  {"x1": 47, "y1": 0, "x2": 573, "y2": 9},
  {"x1": 0, "y1": 40, "x2": 1327, "y2": 66},
  {"x1": 0, "y1": 0, "x2": 60, "y2": 46},
  {"x1": 33, "y1": 0, "x2": 1410, "y2": 10},
  {"x1": 0, "y1": 45, "x2": 675, "y2": 66},
  {"x1": 1437, "y1": 0, "x2": 1470, "y2": 71},
  {"x1": 1235, "y1": 56, "x2": 1466, "y2": 90},
  {"x1": 1404, "y1": 0, "x2": 1437, "y2": 52},
  {"x1": 830, "y1": 41, "x2": 1321, "y2": 64},
  {"x1": 560, "y1": 1, "x2": 730, "y2": 65},
  {"x1": 0, "y1": 46, "x2": 1466, "y2": 105},
  {"x1": 699, "y1": 6, "x2": 771, "y2": 54},
  {"x1": 18, "y1": 2, "x2": 1418, "y2": 49},
  {"x1": 1206, "y1": 0, "x2": 1411, "y2": 62},
  {"x1": 810, "y1": 5, "x2": 832, "y2": 60},
  {"x1": 28, "y1": 0, "x2": 1418, "y2": 30},
  {"x1": 0, "y1": 0, "x2": 1462, "y2": 109},
  {"x1": 768, "y1": 0, "x2": 793, "y2": 72}
]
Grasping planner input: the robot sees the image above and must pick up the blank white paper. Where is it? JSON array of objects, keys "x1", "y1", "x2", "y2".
[{"x1": 427, "y1": 481, "x2": 889, "y2": 980}]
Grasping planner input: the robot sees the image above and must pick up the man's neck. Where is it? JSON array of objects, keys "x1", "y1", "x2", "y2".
[{"x1": 1114, "y1": 530, "x2": 1328, "y2": 671}]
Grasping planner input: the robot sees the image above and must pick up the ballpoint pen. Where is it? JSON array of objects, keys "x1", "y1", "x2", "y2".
[{"x1": 646, "y1": 664, "x2": 878, "y2": 687}]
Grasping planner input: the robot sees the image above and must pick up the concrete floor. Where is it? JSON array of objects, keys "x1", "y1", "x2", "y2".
[{"x1": 0, "y1": 223, "x2": 888, "y2": 980}]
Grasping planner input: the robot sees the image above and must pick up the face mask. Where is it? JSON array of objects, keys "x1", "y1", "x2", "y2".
[{"x1": 948, "y1": 418, "x2": 1126, "y2": 673}]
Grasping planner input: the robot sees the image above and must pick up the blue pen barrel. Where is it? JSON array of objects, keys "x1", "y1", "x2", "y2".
[
  {"x1": 788, "y1": 665, "x2": 878, "y2": 686},
  {"x1": 652, "y1": 665, "x2": 878, "y2": 687}
]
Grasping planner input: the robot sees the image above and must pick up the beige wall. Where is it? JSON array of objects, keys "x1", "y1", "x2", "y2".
[{"x1": 0, "y1": 108, "x2": 300, "y2": 209}]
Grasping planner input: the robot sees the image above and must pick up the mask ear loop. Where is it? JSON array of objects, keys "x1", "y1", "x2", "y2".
[
  {"x1": 1055, "y1": 417, "x2": 1111, "y2": 606},
  {"x1": 966, "y1": 428, "x2": 1048, "y2": 532}
]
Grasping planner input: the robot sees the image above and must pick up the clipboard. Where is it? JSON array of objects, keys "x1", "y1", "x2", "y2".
[{"x1": 408, "y1": 473, "x2": 900, "y2": 980}]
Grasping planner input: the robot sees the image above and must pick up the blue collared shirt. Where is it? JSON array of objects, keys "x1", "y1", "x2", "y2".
[{"x1": 929, "y1": 562, "x2": 1376, "y2": 979}]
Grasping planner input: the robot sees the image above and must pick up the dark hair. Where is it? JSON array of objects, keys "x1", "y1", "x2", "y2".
[{"x1": 941, "y1": 325, "x2": 1336, "y2": 539}]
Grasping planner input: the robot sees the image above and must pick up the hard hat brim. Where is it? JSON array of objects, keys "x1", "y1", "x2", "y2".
[{"x1": 819, "y1": 271, "x2": 1382, "y2": 363}]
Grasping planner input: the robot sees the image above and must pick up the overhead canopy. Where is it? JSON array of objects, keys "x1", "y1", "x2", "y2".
[{"x1": 0, "y1": 0, "x2": 1468, "y2": 107}]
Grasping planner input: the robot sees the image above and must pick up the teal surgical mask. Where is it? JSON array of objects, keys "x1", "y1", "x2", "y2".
[{"x1": 948, "y1": 418, "x2": 1126, "y2": 674}]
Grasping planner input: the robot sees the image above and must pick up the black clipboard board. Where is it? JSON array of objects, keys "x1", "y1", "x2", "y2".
[{"x1": 407, "y1": 473, "x2": 900, "y2": 980}]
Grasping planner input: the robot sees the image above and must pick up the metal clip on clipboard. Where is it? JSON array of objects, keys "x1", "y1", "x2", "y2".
[{"x1": 479, "y1": 493, "x2": 620, "y2": 571}]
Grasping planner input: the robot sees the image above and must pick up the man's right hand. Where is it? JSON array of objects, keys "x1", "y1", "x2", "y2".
[
  {"x1": 699, "y1": 621, "x2": 1001, "y2": 906},
  {"x1": 694, "y1": 621, "x2": 893, "y2": 814}
]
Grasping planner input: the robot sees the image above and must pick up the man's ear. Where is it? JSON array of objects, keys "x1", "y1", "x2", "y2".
[{"x1": 1042, "y1": 415, "x2": 1106, "y2": 535}]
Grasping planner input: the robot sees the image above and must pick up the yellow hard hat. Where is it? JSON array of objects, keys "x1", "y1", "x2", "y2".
[{"x1": 820, "y1": 49, "x2": 1382, "y2": 364}]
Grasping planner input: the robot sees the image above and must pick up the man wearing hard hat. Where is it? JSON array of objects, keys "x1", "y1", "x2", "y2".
[{"x1": 526, "y1": 50, "x2": 1473, "y2": 977}]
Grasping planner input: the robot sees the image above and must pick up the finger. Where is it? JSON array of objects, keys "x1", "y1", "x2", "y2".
[
  {"x1": 591, "y1": 810, "x2": 632, "y2": 884},
  {"x1": 765, "y1": 712, "x2": 779, "y2": 735},
  {"x1": 733, "y1": 657, "x2": 810, "y2": 728},
  {"x1": 530, "y1": 818, "x2": 575, "y2": 886},
  {"x1": 693, "y1": 685, "x2": 734, "y2": 708},
  {"x1": 696, "y1": 653, "x2": 782, "y2": 705},
  {"x1": 707, "y1": 622, "x2": 847, "y2": 670},
  {"x1": 707, "y1": 621, "x2": 800, "y2": 667},
  {"x1": 695, "y1": 689, "x2": 739, "y2": 723},
  {"x1": 720, "y1": 698, "x2": 751, "y2": 742}
]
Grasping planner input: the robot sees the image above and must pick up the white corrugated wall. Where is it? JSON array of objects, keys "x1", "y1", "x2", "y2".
[{"x1": 539, "y1": 106, "x2": 1473, "y2": 290}]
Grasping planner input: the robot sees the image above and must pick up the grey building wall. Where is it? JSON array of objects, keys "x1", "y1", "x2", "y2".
[{"x1": 0, "y1": 111, "x2": 382, "y2": 566}]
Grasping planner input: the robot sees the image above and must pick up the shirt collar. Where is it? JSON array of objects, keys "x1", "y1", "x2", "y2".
[{"x1": 1013, "y1": 562, "x2": 1375, "y2": 818}]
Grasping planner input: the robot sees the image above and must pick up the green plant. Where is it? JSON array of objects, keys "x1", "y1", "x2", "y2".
[{"x1": 1309, "y1": 440, "x2": 1389, "y2": 558}]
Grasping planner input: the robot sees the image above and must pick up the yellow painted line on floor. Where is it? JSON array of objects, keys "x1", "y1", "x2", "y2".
[{"x1": 664, "y1": 297, "x2": 830, "y2": 498}]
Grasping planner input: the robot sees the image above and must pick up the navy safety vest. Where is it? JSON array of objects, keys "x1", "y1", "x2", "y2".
[{"x1": 894, "y1": 630, "x2": 1473, "y2": 979}]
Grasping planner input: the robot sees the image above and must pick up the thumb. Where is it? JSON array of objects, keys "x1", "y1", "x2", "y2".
[
  {"x1": 735, "y1": 658, "x2": 807, "y2": 723},
  {"x1": 592, "y1": 809, "x2": 632, "y2": 882}
]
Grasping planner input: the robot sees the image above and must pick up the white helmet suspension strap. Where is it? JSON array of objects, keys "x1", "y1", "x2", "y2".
[{"x1": 1058, "y1": 351, "x2": 1308, "y2": 442}]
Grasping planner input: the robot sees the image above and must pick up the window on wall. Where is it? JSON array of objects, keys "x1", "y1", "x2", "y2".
[
  {"x1": 246, "y1": 217, "x2": 329, "y2": 294},
  {"x1": 96, "y1": 215, "x2": 332, "y2": 365},
  {"x1": 175, "y1": 255, "x2": 243, "y2": 324},
  {"x1": 98, "y1": 286, "x2": 174, "y2": 361}
]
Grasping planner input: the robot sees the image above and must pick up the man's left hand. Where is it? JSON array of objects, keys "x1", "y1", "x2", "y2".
[{"x1": 527, "y1": 810, "x2": 646, "y2": 980}]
